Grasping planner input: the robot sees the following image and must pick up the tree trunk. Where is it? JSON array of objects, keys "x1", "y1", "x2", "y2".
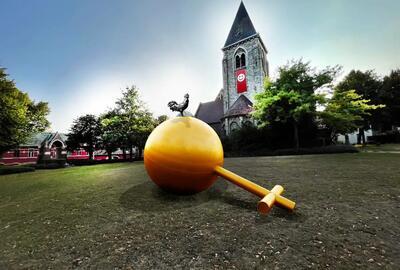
[
  {"x1": 138, "y1": 148, "x2": 143, "y2": 160},
  {"x1": 88, "y1": 149, "x2": 94, "y2": 160},
  {"x1": 345, "y1": 134, "x2": 350, "y2": 145},
  {"x1": 357, "y1": 128, "x2": 366, "y2": 145},
  {"x1": 129, "y1": 147, "x2": 133, "y2": 161},
  {"x1": 122, "y1": 147, "x2": 126, "y2": 160},
  {"x1": 361, "y1": 128, "x2": 366, "y2": 145},
  {"x1": 330, "y1": 130, "x2": 336, "y2": 145},
  {"x1": 293, "y1": 122, "x2": 299, "y2": 150},
  {"x1": 107, "y1": 149, "x2": 112, "y2": 160}
]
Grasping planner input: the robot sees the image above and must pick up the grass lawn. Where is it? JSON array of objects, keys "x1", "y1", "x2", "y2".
[
  {"x1": 0, "y1": 153, "x2": 399, "y2": 269},
  {"x1": 359, "y1": 143, "x2": 400, "y2": 153}
]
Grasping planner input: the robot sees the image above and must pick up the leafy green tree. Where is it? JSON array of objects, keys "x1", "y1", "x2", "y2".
[
  {"x1": 66, "y1": 114, "x2": 101, "y2": 160},
  {"x1": 115, "y1": 86, "x2": 156, "y2": 159},
  {"x1": 380, "y1": 69, "x2": 400, "y2": 129},
  {"x1": 99, "y1": 110, "x2": 125, "y2": 160},
  {"x1": 0, "y1": 68, "x2": 50, "y2": 154},
  {"x1": 253, "y1": 60, "x2": 339, "y2": 149},
  {"x1": 336, "y1": 70, "x2": 383, "y2": 143},
  {"x1": 156, "y1": 115, "x2": 168, "y2": 125},
  {"x1": 320, "y1": 90, "x2": 384, "y2": 143}
]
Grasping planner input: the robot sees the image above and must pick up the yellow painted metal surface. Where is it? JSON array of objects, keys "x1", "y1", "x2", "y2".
[
  {"x1": 144, "y1": 117, "x2": 223, "y2": 194},
  {"x1": 144, "y1": 116, "x2": 296, "y2": 214},
  {"x1": 257, "y1": 185, "x2": 284, "y2": 214},
  {"x1": 214, "y1": 166, "x2": 296, "y2": 211}
]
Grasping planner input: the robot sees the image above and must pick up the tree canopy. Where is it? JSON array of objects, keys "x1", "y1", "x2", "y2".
[
  {"x1": 96, "y1": 86, "x2": 156, "y2": 159},
  {"x1": 116, "y1": 86, "x2": 156, "y2": 158},
  {"x1": 0, "y1": 68, "x2": 50, "y2": 153},
  {"x1": 66, "y1": 114, "x2": 101, "y2": 160},
  {"x1": 99, "y1": 110, "x2": 125, "y2": 160},
  {"x1": 253, "y1": 60, "x2": 340, "y2": 149},
  {"x1": 380, "y1": 69, "x2": 400, "y2": 128},
  {"x1": 335, "y1": 69, "x2": 386, "y2": 143},
  {"x1": 320, "y1": 89, "x2": 384, "y2": 143}
]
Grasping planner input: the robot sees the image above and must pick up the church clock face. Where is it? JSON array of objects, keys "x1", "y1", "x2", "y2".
[
  {"x1": 237, "y1": 73, "x2": 245, "y2": 82},
  {"x1": 235, "y1": 69, "x2": 247, "y2": 93}
]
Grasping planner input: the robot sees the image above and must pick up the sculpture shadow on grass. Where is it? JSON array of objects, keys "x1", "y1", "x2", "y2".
[
  {"x1": 120, "y1": 178, "x2": 300, "y2": 220},
  {"x1": 120, "y1": 179, "x2": 229, "y2": 212}
]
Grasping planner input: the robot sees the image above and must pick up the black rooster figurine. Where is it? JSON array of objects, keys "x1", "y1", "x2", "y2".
[{"x1": 168, "y1": 93, "x2": 189, "y2": 116}]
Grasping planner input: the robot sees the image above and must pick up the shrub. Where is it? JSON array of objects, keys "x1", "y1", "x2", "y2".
[
  {"x1": 35, "y1": 159, "x2": 67, "y2": 169},
  {"x1": 368, "y1": 131, "x2": 400, "y2": 144},
  {"x1": 222, "y1": 120, "x2": 324, "y2": 154},
  {"x1": 67, "y1": 159, "x2": 132, "y2": 166},
  {"x1": 225, "y1": 145, "x2": 358, "y2": 157},
  {"x1": 0, "y1": 166, "x2": 35, "y2": 175}
]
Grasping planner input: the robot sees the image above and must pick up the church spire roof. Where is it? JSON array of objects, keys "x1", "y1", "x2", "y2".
[{"x1": 224, "y1": 1, "x2": 257, "y2": 48}]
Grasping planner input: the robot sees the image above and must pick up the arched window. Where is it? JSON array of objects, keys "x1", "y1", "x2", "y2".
[
  {"x1": 230, "y1": 121, "x2": 239, "y2": 133},
  {"x1": 243, "y1": 120, "x2": 253, "y2": 127},
  {"x1": 240, "y1": 54, "x2": 246, "y2": 67},
  {"x1": 234, "y1": 48, "x2": 246, "y2": 69}
]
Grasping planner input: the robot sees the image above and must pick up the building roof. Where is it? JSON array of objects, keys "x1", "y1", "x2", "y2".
[
  {"x1": 21, "y1": 132, "x2": 68, "y2": 147},
  {"x1": 224, "y1": 2, "x2": 257, "y2": 48},
  {"x1": 21, "y1": 132, "x2": 51, "y2": 147},
  {"x1": 224, "y1": 95, "x2": 253, "y2": 117},
  {"x1": 195, "y1": 94, "x2": 224, "y2": 124}
]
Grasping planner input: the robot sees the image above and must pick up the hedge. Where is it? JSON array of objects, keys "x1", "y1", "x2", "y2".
[
  {"x1": 225, "y1": 145, "x2": 358, "y2": 157},
  {"x1": 0, "y1": 166, "x2": 36, "y2": 175}
]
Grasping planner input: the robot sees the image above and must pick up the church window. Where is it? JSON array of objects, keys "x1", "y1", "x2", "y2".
[
  {"x1": 243, "y1": 121, "x2": 253, "y2": 127},
  {"x1": 230, "y1": 121, "x2": 239, "y2": 133},
  {"x1": 234, "y1": 48, "x2": 246, "y2": 69}
]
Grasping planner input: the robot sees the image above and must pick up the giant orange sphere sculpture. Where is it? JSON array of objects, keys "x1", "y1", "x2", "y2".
[
  {"x1": 144, "y1": 116, "x2": 296, "y2": 214},
  {"x1": 144, "y1": 117, "x2": 223, "y2": 194}
]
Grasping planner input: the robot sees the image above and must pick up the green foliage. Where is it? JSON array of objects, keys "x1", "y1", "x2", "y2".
[
  {"x1": 380, "y1": 69, "x2": 400, "y2": 128},
  {"x1": 336, "y1": 70, "x2": 381, "y2": 98},
  {"x1": 0, "y1": 68, "x2": 50, "y2": 153},
  {"x1": 320, "y1": 89, "x2": 384, "y2": 141},
  {"x1": 156, "y1": 115, "x2": 168, "y2": 125},
  {"x1": 69, "y1": 86, "x2": 156, "y2": 160},
  {"x1": 336, "y1": 70, "x2": 383, "y2": 130},
  {"x1": 253, "y1": 59, "x2": 339, "y2": 149},
  {"x1": 66, "y1": 114, "x2": 101, "y2": 160},
  {"x1": 334, "y1": 69, "x2": 388, "y2": 144},
  {"x1": 99, "y1": 110, "x2": 125, "y2": 158},
  {"x1": 115, "y1": 86, "x2": 156, "y2": 153}
]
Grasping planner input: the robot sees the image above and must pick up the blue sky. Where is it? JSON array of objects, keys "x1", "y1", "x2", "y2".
[{"x1": 1, "y1": 0, "x2": 399, "y2": 132}]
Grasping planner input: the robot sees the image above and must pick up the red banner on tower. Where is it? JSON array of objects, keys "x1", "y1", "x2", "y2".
[{"x1": 235, "y1": 69, "x2": 247, "y2": 93}]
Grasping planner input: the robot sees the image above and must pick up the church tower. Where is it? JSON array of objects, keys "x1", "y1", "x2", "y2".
[
  {"x1": 195, "y1": 1, "x2": 269, "y2": 137},
  {"x1": 221, "y1": 1, "x2": 269, "y2": 135}
]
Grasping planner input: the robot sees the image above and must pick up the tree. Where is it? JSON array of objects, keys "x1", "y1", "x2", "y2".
[
  {"x1": 0, "y1": 68, "x2": 50, "y2": 154},
  {"x1": 253, "y1": 60, "x2": 339, "y2": 149},
  {"x1": 336, "y1": 70, "x2": 383, "y2": 143},
  {"x1": 380, "y1": 69, "x2": 400, "y2": 129},
  {"x1": 156, "y1": 115, "x2": 168, "y2": 125},
  {"x1": 99, "y1": 110, "x2": 125, "y2": 160},
  {"x1": 115, "y1": 86, "x2": 156, "y2": 159},
  {"x1": 320, "y1": 90, "x2": 384, "y2": 143},
  {"x1": 66, "y1": 114, "x2": 101, "y2": 160}
]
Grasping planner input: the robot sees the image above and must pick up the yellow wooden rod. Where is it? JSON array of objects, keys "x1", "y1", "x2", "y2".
[{"x1": 214, "y1": 166, "x2": 296, "y2": 210}]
